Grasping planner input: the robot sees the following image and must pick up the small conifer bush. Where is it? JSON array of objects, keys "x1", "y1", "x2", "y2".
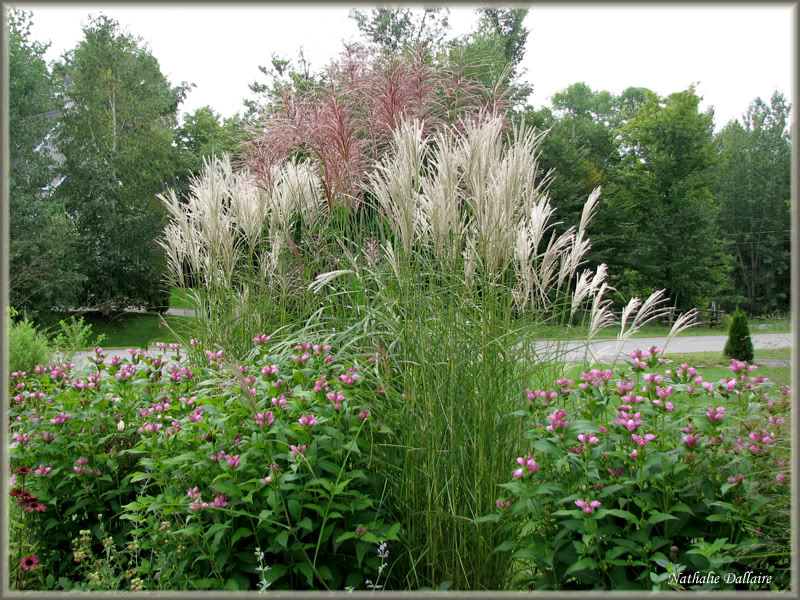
[{"x1": 723, "y1": 307, "x2": 754, "y2": 362}]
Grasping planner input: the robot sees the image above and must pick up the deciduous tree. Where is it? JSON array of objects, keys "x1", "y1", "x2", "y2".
[
  {"x1": 712, "y1": 92, "x2": 792, "y2": 314},
  {"x1": 8, "y1": 8, "x2": 85, "y2": 316},
  {"x1": 596, "y1": 86, "x2": 731, "y2": 310},
  {"x1": 52, "y1": 14, "x2": 190, "y2": 312},
  {"x1": 349, "y1": 7, "x2": 450, "y2": 54}
]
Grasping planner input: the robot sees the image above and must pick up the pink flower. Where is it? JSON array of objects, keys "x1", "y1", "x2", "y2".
[
  {"x1": 262, "y1": 476, "x2": 272, "y2": 484},
  {"x1": 515, "y1": 456, "x2": 539, "y2": 476},
  {"x1": 776, "y1": 472, "x2": 788, "y2": 483},
  {"x1": 577, "y1": 432, "x2": 599, "y2": 445},
  {"x1": 290, "y1": 444, "x2": 307, "y2": 458},
  {"x1": 683, "y1": 433, "x2": 702, "y2": 448},
  {"x1": 211, "y1": 494, "x2": 229, "y2": 508},
  {"x1": 512, "y1": 468, "x2": 524, "y2": 479},
  {"x1": 727, "y1": 473, "x2": 744, "y2": 484},
  {"x1": 358, "y1": 409, "x2": 369, "y2": 420},
  {"x1": 298, "y1": 414, "x2": 317, "y2": 427},
  {"x1": 707, "y1": 406, "x2": 725, "y2": 423},
  {"x1": 632, "y1": 433, "x2": 657, "y2": 447},
  {"x1": 496, "y1": 499, "x2": 511, "y2": 510},
  {"x1": 254, "y1": 412, "x2": 275, "y2": 427},
  {"x1": 226, "y1": 455, "x2": 240, "y2": 468},
  {"x1": 575, "y1": 499, "x2": 601, "y2": 514}
]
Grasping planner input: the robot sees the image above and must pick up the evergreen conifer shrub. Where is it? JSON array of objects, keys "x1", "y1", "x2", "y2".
[{"x1": 723, "y1": 307, "x2": 754, "y2": 362}]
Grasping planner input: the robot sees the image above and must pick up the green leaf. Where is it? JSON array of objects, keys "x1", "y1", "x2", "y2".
[
  {"x1": 475, "y1": 513, "x2": 501, "y2": 523},
  {"x1": 565, "y1": 557, "x2": 598, "y2": 575},
  {"x1": 533, "y1": 439, "x2": 559, "y2": 456},
  {"x1": 231, "y1": 527, "x2": 251, "y2": 544},
  {"x1": 297, "y1": 517, "x2": 314, "y2": 532},
  {"x1": 647, "y1": 511, "x2": 678, "y2": 525},
  {"x1": 209, "y1": 478, "x2": 241, "y2": 498},
  {"x1": 287, "y1": 498, "x2": 301, "y2": 520},
  {"x1": 493, "y1": 540, "x2": 516, "y2": 552},
  {"x1": 191, "y1": 578, "x2": 220, "y2": 590},
  {"x1": 275, "y1": 530, "x2": 289, "y2": 549},
  {"x1": 223, "y1": 578, "x2": 241, "y2": 590},
  {"x1": 671, "y1": 502, "x2": 695, "y2": 516},
  {"x1": 294, "y1": 562, "x2": 314, "y2": 587},
  {"x1": 356, "y1": 540, "x2": 369, "y2": 568},
  {"x1": 605, "y1": 546, "x2": 629, "y2": 560},
  {"x1": 707, "y1": 514, "x2": 728, "y2": 522},
  {"x1": 595, "y1": 508, "x2": 637, "y2": 521}
]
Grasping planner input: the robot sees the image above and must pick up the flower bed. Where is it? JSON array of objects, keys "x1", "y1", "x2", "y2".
[
  {"x1": 8, "y1": 337, "x2": 399, "y2": 591},
  {"x1": 481, "y1": 346, "x2": 792, "y2": 590},
  {"x1": 7, "y1": 342, "x2": 792, "y2": 590}
]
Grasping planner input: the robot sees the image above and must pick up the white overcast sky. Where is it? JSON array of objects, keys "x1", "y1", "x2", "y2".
[{"x1": 13, "y1": 3, "x2": 796, "y2": 130}]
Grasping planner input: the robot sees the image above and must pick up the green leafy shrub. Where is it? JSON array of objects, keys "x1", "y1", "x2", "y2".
[
  {"x1": 50, "y1": 315, "x2": 107, "y2": 365},
  {"x1": 723, "y1": 308, "x2": 754, "y2": 362},
  {"x1": 481, "y1": 347, "x2": 791, "y2": 590},
  {"x1": 8, "y1": 333, "x2": 400, "y2": 591},
  {"x1": 8, "y1": 307, "x2": 52, "y2": 374}
]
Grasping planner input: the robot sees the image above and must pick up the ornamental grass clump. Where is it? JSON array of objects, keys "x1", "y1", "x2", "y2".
[{"x1": 483, "y1": 350, "x2": 791, "y2": 591}]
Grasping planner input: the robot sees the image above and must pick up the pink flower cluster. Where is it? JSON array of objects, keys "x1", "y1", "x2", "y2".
[
  {"x1": 298, "y1": 413, "x2": 317, "y2": 427},
  {"x1": 312, "y1": 343, "x2": 331, "y2": 356},
  {"x1": 632, "y1": 433, "x2": 657, "y2": 447},
  {"x1": 73, "y1": 457, "x2": 101, "y2": 476},
  {"x1": 546, "y1": 409, "x2": 568, "y2": 433},
  {"x1": 187, "y1": 487, "x2": 229, "y2": 511},
  {"x1": 253, "y1": 334, "x2": 271, "y2": 344},
  {"x1": 746, "y1": 430, "x2": 776, "y2": 454},
  {"x1": 290, "y1": 444, "x2": 308, "y2": 458},
  {"x1": 526, "y1": 388, "x2": 558, "y2": 407},
  {"x1": 327, "y1": 391, "x2": 344, "y2": 410},
  {"x1": 513, "y1": 456, "x2": 539, "y2": 479},
  {"x1": 707, "y1": 406, "x2": 726, "y2": 423},
  {"x1": 261, "y1": 364, "x2": 279, "y2": 377},
  {"x1": 614, "y1": 410, "x2": 643, "y2": 433},
  {"x1": 579, "y1": 369, "x2": 613, "y2": 389},
  {"x1": 339, "y1": 373, "x2": 359, "y2": 385},
  {"x1": 253, "y1": 411, "x2": 274, "y2": 427},
  {"x1": 575, "y1": 499, "x2": 601, "y2": 514}
]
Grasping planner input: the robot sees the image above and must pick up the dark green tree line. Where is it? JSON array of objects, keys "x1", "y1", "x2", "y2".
[{"x1": 712, "y1": 92, "x2": 792, "y2": 314}]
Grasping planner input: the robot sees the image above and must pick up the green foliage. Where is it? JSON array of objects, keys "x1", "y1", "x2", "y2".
[
  {"x1": 522, "y1": 82, "x2": 619, "y2": 237},
  {"x1": 172, "y1": 106, "x2": 246, "y2": 201},
  {"x1": 723, "y1": 309, "x2": 754, "y2": 362},
  {"x1": 7, "y1": 8, "x2": 86, "y2": 315},
  {"x1": 244, "y1": 49, "x2": 322, "y2": 120},
  {"x1": 50, "y1": 316, "x2": 107, "y2": 365},
  {"x1": 712, "y1": 92, "x2": 792, "y2": 315},
  {"x1": 8, "y1": 333, "x2": 400, "y2": 591},
  {"x1": 8, "y1": 307, "x2": 52, "y2": 374},
  {"x1": 475, "y1": 8, "x2": 529, "y2": 73},
  {"x1": 52, "y1": 13, "x2": 190, "y2": 313},
  {"x1": 484, "y1": 351, "x2": 790, "y2": 590},
  {"x1": 594, "y1": 86, "x2": 732, "y2": 310},
  {"x1": 349, "y1": 7, "x2": 450, "y2": 53}
]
